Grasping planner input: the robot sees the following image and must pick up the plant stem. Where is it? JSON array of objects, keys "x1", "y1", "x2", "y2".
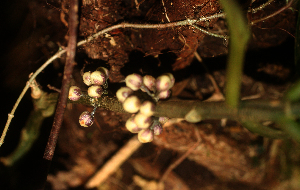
[
  {"x1": 250, "y1": 0, "x2": 294, "y2": 25},
  {"x1": 154, "y1": 100, "x2": 292, "y2": 122},
  {"x1": 72, "y1": 93, "x2": 300, "y2": 124},
  {"x1": 71, "y1": 92, "x2": 300, "y2": 139},
  {"x1": 220, "y1": 0, "x2": 250, "y2": 109},
  {"x1": 43, "y1": 0, "x2": 79, "y2": 161},
  {"x1": 248, "y1": 0, "x2": 275, "y2": 13}
]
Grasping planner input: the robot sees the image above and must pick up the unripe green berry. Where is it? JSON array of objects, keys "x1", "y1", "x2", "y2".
[
  {"x1": 157, "y1": 90, "x2": 171, "y2": 99},
  {"x1": 139, "y1": 101, "x2": 155, "y2": 116},
  {"x1": 138, "y1": 129, "x2": 154, "y2": 143},
  {"x1": 143, "y1": 75, "x2": 156, "y2": 91},
  {"x1": 88, "y1": 85, "x2": 103, "y2": 98},
  {"x1": 134, "y1": 113, "x2": 152, "y2": 129},
  {"x1": 125, "y1": 117, "x2": 141, "y2": 133},
  {"x1": 91, "y1": 71, "x2": 106, "y2": 85},
  {"x1": 79, "y1": 111, "x2": 94, "y2": 127},
  {"x1": 83, "y1": 72, "x2": 92, "y2": 86},
  {"x1": 123, "y1": 95, "x2": 141, "y2": 113},
  {"x1": 116, "y1": 87, "x2": 133, "y2": 103},
  {"x1": 156, "y1": 74, "x2": 173, "y2": 92},
  {"x1": 125, "y1": 73, "x2": 142, "y2": 91},
  {"x1": 68, "y1": 86, "x2": 82, "y2": 101}
]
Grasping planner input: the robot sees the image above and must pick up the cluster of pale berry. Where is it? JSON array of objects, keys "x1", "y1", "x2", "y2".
[
  {"x1": 116, "y1": 73, "x2": 174, "y2": 143},
  {"x1": 68, "y1": 67, "x2": 109, "y2": 127}
]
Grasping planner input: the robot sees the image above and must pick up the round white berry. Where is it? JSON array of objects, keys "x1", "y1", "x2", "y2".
[
  {"x1": 157, "y1": 90, "x2": 171, "y2": 99},
  {"x1": 125, "y1": 117, "x2": 141, "y2": 133},
  {"x1": 125, "y1": 73, "x2": 142, "y2": 91},
  {"x1": 139, "y1": 101, "x2": 155, "y2": 116},
  {"x1": 138, "y1": 129, "x2": 154, "y2": 143},
  {"x1": 165, "y1": 73, "x2": 175, "y2": 87},
  {"x1": 156, "y1": 74, "x2": 173, "y2": 92},
  {"x1": 83, "y1": 72, "x2": 92, "y2": 86},
  {"x1": 123, "y1": 95, "x2": 141, "y2": 113},
  {"x1": 134, "y1": 113, "x2": 152, "y2": 129},
  {"x1": 68, "y1": 86, "x2": 82, "y2": 101},
  {"x1": 88, "y1": 85, "x2": 103, "y2": 98},
  {"x1": 142, "y1": 75, "x2": 156, "y2": 91},
  {"x1": 91, "y1": 71, "x2": 106, "y2": 85},
  {"x1": 116, "y1": 87, "x2": 133, "y2": 103}
]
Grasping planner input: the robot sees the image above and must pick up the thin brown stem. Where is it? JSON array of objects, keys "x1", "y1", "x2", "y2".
[
  {"x1": 251, "y1": 0, "x2": 294, "y2": 25},
  {"x1": 76, "y1": 14, "x2": 226, "y2": 47},
  {"x1": 248, "y1": 0, "x2": 275, "y2": 13},
  {"x1": 43, "y1": 0, "x2": 79, "y2": 161}
]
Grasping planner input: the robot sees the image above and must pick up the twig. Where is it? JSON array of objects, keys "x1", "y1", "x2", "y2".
[
  {"x1": 47, "y1": 84, "x2": 61, "y2": 93},
  {"x1": 248, "y1": 0, "x2": 275, "y2": 13},
  {"x1": 161, "y1": 0, "x2": 171, "y2": 22},
  {"x1": 43, "y1": 0, "x2": 79, "y2": 160},
  {"x1": 0, "y1": 13, "x2": 226, "y2": 147},
  {"x1": 85, "y1": 135, "x2": 142, "y2": 188},
  {"x1": 158, "y1": 128, "x2": 201, "y2": 187},
  {"x1": 251, "y1": 0, "x2": 294, "y2": 25},
  {"x1": 192, "y1": 24, "x2": 228, "y2": 40},
  {"x1": 76, "y1": 13, "x2": 226, "y2": 47},
  {"x1": 0, "y1": 49, "x2": 66, "y2": 147}
]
